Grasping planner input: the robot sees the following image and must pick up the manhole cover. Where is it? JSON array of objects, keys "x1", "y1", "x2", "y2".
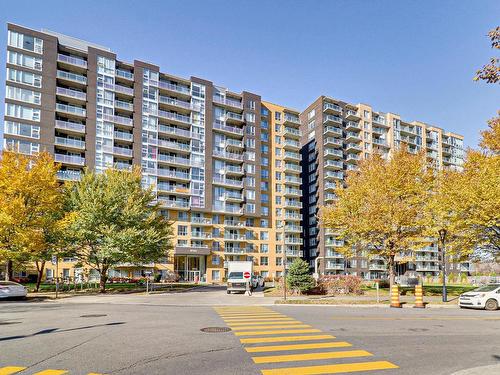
[
  {"x1": 200, "y1": 327, "x2": 231, "y2": 333},
  {"x1": 80, "y1": 314, "x2": 107, "y2": 318}
]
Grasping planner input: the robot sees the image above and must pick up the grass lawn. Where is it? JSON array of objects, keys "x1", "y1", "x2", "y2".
[{"x1": 25, "y1": 282, "x2": 197, "y2": 293}]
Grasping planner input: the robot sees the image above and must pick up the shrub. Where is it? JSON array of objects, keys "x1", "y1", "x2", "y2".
[
  {"x1": 286, "y1": 259, "x2": 315, "y2": 294},
  {"x1": 319, "y1": 275, "x2": 364, "y2": 295}
]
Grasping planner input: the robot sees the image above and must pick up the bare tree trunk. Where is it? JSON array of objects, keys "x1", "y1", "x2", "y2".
[
  {"x1": 35, "y1": 260, "x2": 45, "y2": 292},
  {"x1": 5, "y1": 260, "x2": 13, "y2": 281},
  {"x1": 388, "y1": 254, "x2": 395, "y2": 288},
  {"x1": 99, "y1": 267, "x2": 108, "y2": 293}
]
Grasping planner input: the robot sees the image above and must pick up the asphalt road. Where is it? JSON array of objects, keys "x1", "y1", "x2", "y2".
[{"x1": 1, "y1": 287, "x2": 499, "y2": 375}]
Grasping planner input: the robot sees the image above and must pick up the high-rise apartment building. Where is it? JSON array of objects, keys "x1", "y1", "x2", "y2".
[
  {"x1": 300, "y1": 96, "x2": 469, "y2": 278},
  {"x1": 3, "y1": 24, "x2": 471, "y2": 283}
]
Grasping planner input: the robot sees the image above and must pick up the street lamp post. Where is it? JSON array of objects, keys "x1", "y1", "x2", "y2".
[
  {"x1": 439, "y1": 229, "x2": 447, "y2": 303},
  {"x1": 283, "y1": 252, "x2": 287, "y2": 301}
]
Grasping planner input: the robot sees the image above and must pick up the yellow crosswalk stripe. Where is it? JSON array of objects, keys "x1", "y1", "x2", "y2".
[
  {"x1": 219, "y1": 313, "x2": 284, "y2": 317},
  {"x1": 32, "y1": 371, "x2": 68, "y2": 375},
  {"x1": 229, "y1": 320, "x2": 302, "y2": 326},
  {"x1": 245, "y1": 341, "x2": 352, "y2": 353},
  {"x1": 232, "y1": 324, "x2": 311, "y2": 331},
  {"x1": 260, "y1": 361, "x2": 399, "y2": 374},
  {"x1": 253, "y1": 349, "x2": 372, "y2": 364},
  {"x1": 87, "y1": 373, "x2": 104, "y2": 375},
  {"x1": 0, "y1": 367, "x2": 27, "y2": 375},
  {"x1": 240, "y1": 335, "x2": 336, "y2": 344},
  {"x1": 224, "y1": 318, "x2": 296, "y2": 323},
  {"x1": 235, "y1": 329, "x2": 321, "y2": 336}
]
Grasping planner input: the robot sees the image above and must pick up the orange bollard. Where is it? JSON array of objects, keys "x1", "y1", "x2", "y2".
[
  {"x1": 390, "y1": 284, "x2": 402, "y2": 308},
  {"x1": 414, "y1": 284, "x2": 425, "y2": 308}
]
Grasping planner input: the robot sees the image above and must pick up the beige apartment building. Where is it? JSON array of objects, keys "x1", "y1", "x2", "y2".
[{"x1": 3, "y1": 23, "x2": 471, "y2": 284}]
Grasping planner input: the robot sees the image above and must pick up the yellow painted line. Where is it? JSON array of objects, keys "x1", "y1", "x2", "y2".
[
  {"x1": 245, "y1": 341, "x2": 352, "y2": 353},
  {"x1": 224, "y1": 318, "x2": 296, "y2": 322},
  {"x1": 87, "y1": 373, "x2": 104, "y2": 375},
  {"x1": 32, "y1": 371, "x2": 68, "y2": 375},
  {"x1": 232, "y1": 324, "x2": 311, "y2": 331},
  {"x1": 235, "y1": 329, "x2": 321, "y2": 336},
  {"x1": 240, "y1": 335, "x2": 335, "y2": 344},
  {"x1": 253, "y1": 349, "x2": 372, "y2": 364},
  {"x1": 0, "y1": 367, "x2": 27, "y2": 375},
  {"x1": 260, "y1": 361, "x2": 399, "y2": 375},
  {"x1": 219, "y1": 313, "x2": 284, "y2": 316},
  {"x1": 229, "y1": 320, "x2": 302, "y2": 326}
]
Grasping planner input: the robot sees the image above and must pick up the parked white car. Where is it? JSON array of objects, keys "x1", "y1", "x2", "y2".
[
  {"x1": 0, "y1": 281, "x2": 28, "y2": 299},
  {"x1": 459, "y1": 284, "x2": 500, "y2": 311}
]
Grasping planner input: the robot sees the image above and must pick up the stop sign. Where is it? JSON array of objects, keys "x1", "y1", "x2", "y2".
[{"x1": 243, "y1": 271, "x2": 251, "y2": 279}]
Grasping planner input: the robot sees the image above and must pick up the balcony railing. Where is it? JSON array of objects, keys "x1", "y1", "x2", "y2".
[
  {"x1": 116, "y1": 69, "x2": 134, "y2": 80},
  {"x1": 57, "y1": 170, "x2": 82, "y2": 181},
  {"x1": 213, "y1": 120, "x2": 244, "y2": 136},
  {"x1": 158, "y1": 199, "x2": 190, "y2": 209},
  {"x1": 191, "y1": 217, "x2": 212, "y2": 225},
  {"x1": 56, "y1": 87, "x2": 86, "y2": 101},
  {"x1": 55, "y1": 120, "x2": 85, "y2": 133},
  {"x1": 323, "y1": 103, "x2": 342, "y2": 113},
  {"x1": 156, "y1": 169, "x2": 190, "y2": 180},
  {"x1": 212, "y1": 175, "x2": 244, "y2": 187},
  {"x1": 114, "y1": 131, "x2": 133, "y2": 141},
  {"x1": 56, "y1": 103, "x2": 86, "y2": 117},
  {"x1": 54, "y1": 154, "x2": 85, "y2": 166},
  {"x1": 157, "y1": 154, "x2": 191, "y2": 166},
  {"x1": 158, "y1": 139, "x2": 191, "y2": 152},
  {"x1": 213, "y1": 149, "x2": 244, "y2": 161},
  {"x1": 159, "y1": 95, "x2": 192, "y2": 110},
  {"x1": 212, "y1": 96, "x2": 243, "y2": 109},
  {"x1": 115, "y1": 100, "x2": 134, "y2": 111},
  {"x1": 55, "y1": 136, "x2": 85, "y2": 149},
  {"x1": 115, "y1": 84, "x2": 134, "y2": 96},
  {"x1": 324, "y1": 115, "x2": 343, "y2": 124},
  {"x1": 113, "y1": 147, "x2": 133, "y2": 157},
  {"x1": 284, "y1": 114, "x2": 300, "y2": 125},
  {"x1": 57, "y1": 70, "x2": 87, "y2": 84},
  {"x1": 103, "y1": 114, "x2": 133, "y2": 126},
  {"x1": 57, "y1": 54, "x2": 87, "y2": 68}
]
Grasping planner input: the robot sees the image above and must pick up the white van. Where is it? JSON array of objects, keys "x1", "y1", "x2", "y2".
[{"x1": 226, "y1": 261, "x2": 253, "y2": 294}]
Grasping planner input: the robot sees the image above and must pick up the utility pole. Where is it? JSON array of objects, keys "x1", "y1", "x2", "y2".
[
  {"x1": 439, "y1": 229, "x2": 447, "y2": 302},
  {"x1": 283, "y1": 252, "x2": 287, "y2": 301}
]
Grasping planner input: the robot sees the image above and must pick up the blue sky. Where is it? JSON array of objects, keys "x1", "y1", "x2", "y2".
[{"x1": 1, "y1": 0, "x2": 498, "y2": 147}]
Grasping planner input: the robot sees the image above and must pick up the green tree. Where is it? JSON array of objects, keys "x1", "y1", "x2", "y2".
[
  {"x1": 64, "y1": 168, "x2": 173, "y2": 292},
  {"x1": 321, "y1": 148, "x2": 432, "y2": 287},
  {"x1": 286, "y1": 258, "x2": 314, "y2": 294}
]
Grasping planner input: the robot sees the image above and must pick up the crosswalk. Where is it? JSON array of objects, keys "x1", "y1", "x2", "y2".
[
  {"x1": 215, "y1": 306, "x2": 399, "y2": 375},
  {"x1": 0, "y1": 367, "x2": 103, "y2": 375}
]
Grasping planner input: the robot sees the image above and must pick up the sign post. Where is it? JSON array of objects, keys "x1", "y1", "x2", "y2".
[{"x1": 244, "y1": 271, "x2": 251, "y2": 296}]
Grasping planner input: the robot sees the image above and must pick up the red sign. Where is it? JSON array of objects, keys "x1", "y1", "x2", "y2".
[{"x1": 243, "y1": 271, "x2": 251, "y2": 279}]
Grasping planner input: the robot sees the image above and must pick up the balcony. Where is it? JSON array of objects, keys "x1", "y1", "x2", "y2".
[
  {"x1": 55, "y1": 120, "x2": 85, "y2": 134},
  {"x1": 115, "y1": 84, "x2": 134, "y2": 96},
  {"x1": 158, "y1": 110, "x2": 191, "y2": 125},
  {"x1": 213, "y1": 205, "x2": 243, "y2": 215},
  {"x1": 224, "y1": 191, "x2": 244, "y2": 201},
  {"x1": 57, "y1": 54, "x2": 87, "y2": 69},
  {"x1": 372, "y1": 116, "x2": 387, "y2": 126},
  {"x1": 284, "y1": 114, "x2": 301, "y2": 125},
  {"x1": 191, "y1": 217, "x2": 213, "y2": 225},
  {"x1": 56, "y1": 87, "x2": 86, "y2": 102},
  {"x1": 112, "y1": 146, "x2": 133, "y2": 157},
  {"x1": 325, "y1": 182, "x2": 337, "y2": 190},
  {"x1": 56, "y1": 70, "x2": 87, "y2": 85},
  {"x1": 283, "y1": 139, "x2": 300, "y2": 149},
  {"x1": 369, "y1": 264, "x2": 387, "y2": 271},
  {"x1": 115, "y1": 162, "x2": 132, "y2": 171},
  {"x1": 284, "y1": 200, "x2": 302, "y2": 209},
  {"x1": 224, "y1": 139, "x2": 244, "y2": 149},
  {"x1": 283, "y1": 188, "x2": 301, "y2": 197},
  {"x1": 213, "y1": 149, "x2": 244, "y2": 161},
  {"x1": 325, "y1": 239, "x2": 344, "y2": 247},
  {"x1": 224, "y1": 165, "x2": 244, "y2": 175},
  {"x1": 325, "y1": 193, "x2": 337, "y2": 202},
  {"x1": 324, "y1": 115, "x2": 342, "y2": 125},
  {"x1": 57, "y1": 170, "x2": 82, "y2": 181},
  {"x1": 325, "y1": 262, "x2": 345, "y2": 270},
  {"x1": 157, "y1": 154, "x2": 191, "y2": 167},
  {"x1": 284, "y1": 163, "x2": 301, "y2": 173},
  {"x1": 213, "y1": 96, "x2": 243, "y2": 110},
  {"x1": 283, "y1": 151, "x2": 300, "y2": 161},
  {"x1": 55, "y1": 136, "x2": 85, "y2": 150},
  {"x1": 115, "y1": 100, "x2": 134, "y2": 112},
  {"x1": 284, "y1": 237, "x2": 303, "y2": 245},
  {"x1": 159, "y1": 95, "x2": 192, "y2": 112},
  {"x1": 326, "y1": 250, "x2": 344, "y2": 258},
  {"x1": 103, "y1": 114, "x2": 133, "y2": 127},
  {"x1": 223, "y1": 247, "x2": 248, "y2": 255},
  {"x1": 225, "y1": 112, "x2": 244, "y2": 124},
  {"x1": 284, "y1": 225, "x2": 302, "y2": 233},
  {"x1": 285, "y1": 249, "x2": 303, "y2": 257},
  {"x1": 54, "y1": 154, "x2": 85, "y2": 166},
  {"x1": 285, "y1": 175, "x2": 301, "y2": 185},
  {"x1": 324, "y1": 126, "x2": 342, "y2": 137},
  {"x1": 345, "y1": 109, "x2": 361, "y2": 121},
  {"x1": 415, "y1": 265, "x2": 440, "y2": 272},
  {"x1": 159, "y1": 124, "x2": 199, "y2": 140},
  {"x1": 158, "y1": 81, "x2": 191, "y2": 97},
  {"x1": 114, "y1": 131, "x2": 133, "y2": 142},
  {"x1": 224, "y1": 220, "x2": 245, "y2": 228},
  {"x1": 115, "y1": 69, "x2": 134, "y2": 81},
  {"x1": 324, "y1": 137, "x2": 343, "y2": 147},
  {"x1": 324, "y1": 160, "x2": 343, "y2": 170},
  {"x1": 158, "y1": 199, "x2": 190, "y2": 210},
  {"x1": 158, "y1": 139, "x2": 191, "y2": 153},
  {"x1": 283, "y1": 127, "x2": 301, "y2": 138},
  {"x1": 157, "y1": 184, "x2": 190, "y2": 195},
  {"x1": 346, "y1": 131, "x2": 361, "y2": 142},
  {"x1": 323, "y1": 102, "x2": 342, "y2": 114},
  {"x1": 213, "y1": 120, "x2": 244, "y2": 137},
  {"x1": 284, "y1": 212, "x2": 301, "y2": 220},
  {"x1": 224, "y1": 234, "x2": 247, "y2": 241},
  {"x1": 325, "y1": 171, "x2": 344, "y2": 180},
  {"x1": 324, "y1": 148, "x2": 343, "y2": 159},
  {"x1": 56, "y1": 103, "x2": 86, "y2": 118},
  {"x1": 191, "y1": 232, "x2": 212, "y2": 240},
  {"x1": 346, "y1": 154, "x2": 360, "y2": 163},
  {"x1": 156, "y1": 169, "x2": 190, "y2": 180},
  {"x1": 345, "y1": 121, "x2": 361, "y2": 131},
  {"x1": 372, "y1": 138, "x2": 389, "y2": 148},
  {"x1": 212, "y1": 175, "x2": 244, "y2": 188}
]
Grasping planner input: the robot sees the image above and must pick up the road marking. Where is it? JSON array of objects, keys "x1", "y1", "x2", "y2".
[
  {"x1": 32, "y1": 371, "x2": 68, "y2": 375},
  {"x1": 235, "y1": 329, "x2": 321, "y2": 336},
  {"x1": 253, "y1": 349, "x2": 373, "y2": 364},
  {"x1": 219, "y1": 313, "x2": 286, "y2": 317},
  {"x1": 260, "y1": 361, "x2": 399, "y2": 374},
  {"x1": 229, "y1": 321, "x2": 302, "y2": 326},
  {"x1": 333, "y1": 316, "x2": 500, "y2": 321},
  {"x1": 0, "y1": 367, "x2": 27, "y2": 375},
  {"x1": 240, "y1": 335, "x2": 336, "y2": 344},
  {"x1": 231, "y1": 324, "x2": 311, "y2": 330},
  {"x1": 245, "y1": 342, "x2": 352, "y2": 352},
  {"x1": 224, "y1": 318, "x2": 297, "y2": 323}
]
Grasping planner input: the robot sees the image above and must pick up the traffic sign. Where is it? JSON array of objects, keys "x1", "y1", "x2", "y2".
[{"x1": 243, "y1": 271, "x2": 251, "y2": 279}]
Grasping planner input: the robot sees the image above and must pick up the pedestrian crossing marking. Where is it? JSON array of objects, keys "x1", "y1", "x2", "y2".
[
  {"x1": 0, "y1": 367, "x2": 27, "y2": 375},
  {"x1": 32, "y1": 371, "x2": 68, "y2": 375},
  {"x1": 229, "y1": 321, "x2": 302, "y2": 326},
  {"x1": 219, "y1": 314, "x2": 286, "y2": 318},
  {"x1": 234, "y1": 329, "x2": 322, "y2": 336},
  {"x1": 245, "y1": 342, "x2": 352, "y2": 353},
  {"x1": 260, "y1": 361, "x2": 399, "y2": 374},
  {"x1": 252, "y1": 349, "x2": 373, "y2": 364},
  {"x1": 240, "y1": 335, "x2": 336, "y2": 344},
  {"x1": 231, "y1": 324, "x2": 311, "y2": 331},
  {"x1": 224, "y1": 317, "x2": 296, "y2": 322}
]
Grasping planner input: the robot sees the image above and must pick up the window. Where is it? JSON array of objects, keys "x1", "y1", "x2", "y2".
[
  {"x1": 246, "y1": 190, "x2": 255, "y2": 200},
  {"x1": 245, "y1": 203, "x2": 255, "y2": 213},
  {"x1": 177, "y1": 225, "x2": 187, "y2": 236},
  {"x1": 247, "y1": 100, "x2": 256, "y2": 110},
  {"x1": 4, "y1": 138, "x2": 39, "y2": 155},
  {"x1": 276, "y1": 258, "x2": 283, "y2": 266},
  {"x1": 364, "y1": 110, "x2": 370, "y2": 119},
  {"x1": 308, "y1": 120, "x2": 315, "y2": 130},
  {"x1": 246, "y1": 176, "x2": 255, "y2": 187},
  {"x1": 260, "y1": 244, "x2": 269, "y2": 253},
  {"x1": 8, "y1": 30, "x2": 43, "y2": 53},
  {"x1": 261, "y1": 107, "x2": 269, "y2": 116},
  {"x1": 275, "y1": 112, "x2": 282, "y2": 121},
  {"x1": 178, "y1": 211, "x2": 188, "y2": 221},
  {"x1": 245, "y1": 138, "x2": 255, "y2": 149},
  {"x1": 4, "y1": 121, "x2": 40, "y2": 139},
  {"x1": 260, "y1": 257, "x2": 269, "y2": 266},
  {"x1": 275, "y1": 136, "x2": 282, "y2": 144},
  {"x1": 261, "y1": 181, "x2": 269, "y2": 191},
  {"x1": 5, "y1": 103, "x2": 40, "y2": 121},
  {"x1": 261, "y1": 169, "x2": 269, "y2": 179},
  {"x1": 260, "y1": 231, "x2": 269, "y2": 240},
  {"x1": 6, "y1": 85, "x2": 41, "y2": 104},
  {"x1": 7, "y1": 68, "x2": 42, "y2": 88},
  {"x1": 245, "y1": 164, "x2": 255, "y2": 174},
  {"x1": 261, "y1": 219, "x2": 269, "y2": 227},
  {"x1": 211, "y1": 270, "x2": 221, "y2": 281},
  {"x1": 7, "y1": 51, "x2": 42, "y2": 70},
  {"x1": 211, "y1": 255, "x2": 220, "y2": 266},
  {"x1": 245, "y1": 113, "x2": 255, "y2": 123},
  {"x1": 246, "y1": 125, "x2": 255, "y2": 135},
  {"x1": 308, "y1": 109, "x2": 315, "y2": 120},
  {"x1": 308, "y1": 131, "x2": 314, "y2": 140}
]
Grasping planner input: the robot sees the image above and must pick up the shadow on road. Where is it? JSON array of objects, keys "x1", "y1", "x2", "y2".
[{"x1": 0, "y1": 321, "x2": 125, "y2": 342}]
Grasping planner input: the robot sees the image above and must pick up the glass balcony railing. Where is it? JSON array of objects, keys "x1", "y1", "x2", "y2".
[
  {"x1": 213, "y1": 96, "x2": 243, "y2": 109},
  {"x1": 158, "y1": 81, "x2": 191, "y2": 95},
  {"x1": 56, "y1": 103, "x2": 86, "y2": 117},
  {"x1": 57, "y1": 70, "x2": 87, "y2": 84},
  {"x1": 54, "y1": 154, "x2": 85, "y2": 165},
  {"x1": 213, "y1": 120, "x2": 244, "y2": 136},
  {"x1": 57, "y1": 170, "x2": 82, "y2": 181},
  {"x1": 56, "y1": 87, "x2": 86, "y2": 100},
  {"x1": 114, "y1": 131, "x2": 133, "y2": 141},
  {"x1": 55, "y1": 120, "x2": 85, "y2": 133},
  {"x1": 115, "y1": 69, "x2": 134, "y2": 80},
  {"x1": 55, "y1": 136, "x2": 85, "y2": 149},
  {"x1": 57, "y1": 54, "x2": 87, "y2": 68}
]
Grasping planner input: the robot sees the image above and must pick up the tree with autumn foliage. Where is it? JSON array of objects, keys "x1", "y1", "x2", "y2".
[
  {"x1": 320, "y1": 148, "x2": 432, "y2": 286},
  {"x1": 0, "y1": 151, "x2": 63, "y2": 283},
  {"x1": 64, "y1": 168, "x2": 173, "y2": 293}
]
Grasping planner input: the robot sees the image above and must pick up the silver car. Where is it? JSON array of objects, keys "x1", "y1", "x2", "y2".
[{"x1": 0, "y1": 281, "x2": 28, "y2": 299}]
